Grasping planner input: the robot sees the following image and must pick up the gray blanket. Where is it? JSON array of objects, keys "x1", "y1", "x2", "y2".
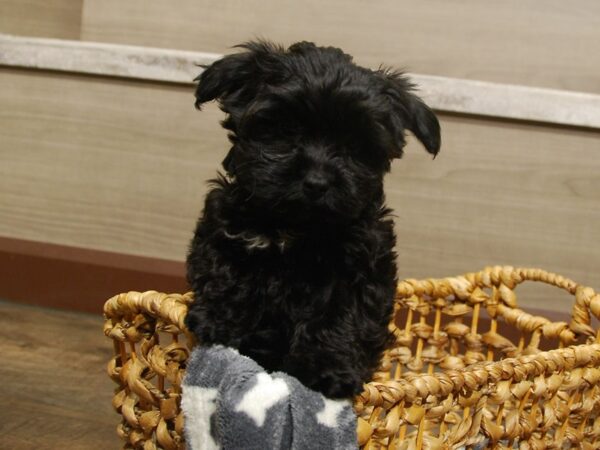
[{"x1": 181, "y1": 345, "x2": 358, "y2": 450}]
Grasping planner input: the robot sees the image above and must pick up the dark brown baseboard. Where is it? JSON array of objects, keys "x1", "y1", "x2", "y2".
[
  {"x1": 0, "y1": 236, "x2": 570, "y2": 326},
  {"x1": 0, "y1": 236, "x2": 187, "y2": 314}
]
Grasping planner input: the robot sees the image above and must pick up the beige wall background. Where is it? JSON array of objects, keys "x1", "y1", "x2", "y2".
[{"x1": 1, "y1": 1, "x2": 600, "y2": 312}]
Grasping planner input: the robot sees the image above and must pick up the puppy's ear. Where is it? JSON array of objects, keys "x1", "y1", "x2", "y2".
[
  {"x1": 404, "y1": 95, "x2": 440, "y2": 157},
  {"x1": 194, "y1": 40, "x2": 284, "y2": 110},
  {"x1": 379, "y1": 69, "x2": 441, "y2": 158},
  {"x1": 193, "y1": 52, "x2": 256, "y2": 108}
]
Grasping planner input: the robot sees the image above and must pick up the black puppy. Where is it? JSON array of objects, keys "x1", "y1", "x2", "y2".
[{"x1": 185, "y1": 41, "x2": 440, "y2": 398}]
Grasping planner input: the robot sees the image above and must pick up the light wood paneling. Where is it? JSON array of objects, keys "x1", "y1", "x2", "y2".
[
  {"x1": 0, "y1": 0, "x2": 82, "y2": 39},
  {"x1": 0, "y1": 67, "x2": 223, "y2": 260},
  {"x1": 1, "y1": 68, "x2": 600, "y2": 312},
  {"x1": 81, "y1": 0, "x2": 600, "y2": 93},
  {"x1": 390, "y1": 116, "x2": 600, "y2": 312}
]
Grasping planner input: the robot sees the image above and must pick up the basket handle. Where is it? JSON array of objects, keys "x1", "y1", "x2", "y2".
[
  {"x1": 571, "y1": 285, "x2": 600, "y2": 338},
  {"x1": 500, "y1": 267, "x2": 600, "y2": 338},
  {"x1": 397, "y1": 266, "x2": 600, "y2": 338},
  {"x1": 502, "y1": 267, "x2": 600, "y2": 338}
]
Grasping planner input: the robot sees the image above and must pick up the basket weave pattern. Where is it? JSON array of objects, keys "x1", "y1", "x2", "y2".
[{"x1": 103, "y1": 267, "x2": 600, "y2": 449}]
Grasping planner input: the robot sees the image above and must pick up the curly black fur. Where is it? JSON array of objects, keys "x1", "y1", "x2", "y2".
[{"x1": 185, "y1": 40, "x2": 441, "y2": 398}]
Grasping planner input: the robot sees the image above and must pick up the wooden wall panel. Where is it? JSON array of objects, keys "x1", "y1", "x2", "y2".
[
  {"x1": 2, "y1": 68, "x2": 600, "y2": 312},
  {"x1": 0, "y1": 68, "x2": 223, "y2": 260},
  {"x1": 0, "y1": 0, "x2": 82, "y2": 39},
  {"x1": 389, "y1": 116, "x2": 600, "y2": 312},
  {"x1": 80, "y1": 0, "x2": 600, "y2": 93}
]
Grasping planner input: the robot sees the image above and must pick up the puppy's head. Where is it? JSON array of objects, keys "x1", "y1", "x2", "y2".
[{"x1": 195, "y1": 40, "x2": 440, "y2": 225}]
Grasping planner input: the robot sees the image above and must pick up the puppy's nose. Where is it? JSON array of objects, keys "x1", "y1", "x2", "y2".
[{"x1": 303, "y1": 172, "x2": 329, "y2": 199}]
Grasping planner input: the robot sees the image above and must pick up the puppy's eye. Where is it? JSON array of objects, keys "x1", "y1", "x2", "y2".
[
  {"x1": 247, "y1": 120, "x2": 274, "y2": 139},
  {"x1": 246, "y1": 118, "x2": 297, "y2": 141},
  {"x1": 344, "y1": 142, "x2": 368, "y2": 159},
  {"x1": 344, "y1": 142, "x2": 388, "y2": 171}
]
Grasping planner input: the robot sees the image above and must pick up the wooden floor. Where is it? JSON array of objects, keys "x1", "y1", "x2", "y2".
[{"x1": 0, "y1": 300, "x2": 122, "y2": 449}]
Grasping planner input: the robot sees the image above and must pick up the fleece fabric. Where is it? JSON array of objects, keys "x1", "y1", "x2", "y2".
[{"x1": 181, "y1": 345, "x2": 358, "y2": 450}]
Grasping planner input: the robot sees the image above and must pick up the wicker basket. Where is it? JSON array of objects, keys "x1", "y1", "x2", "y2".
[{"x1": 104, "y1": 266, "x2": 600, "y2": 449}]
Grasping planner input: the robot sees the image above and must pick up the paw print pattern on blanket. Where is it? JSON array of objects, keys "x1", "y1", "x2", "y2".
[
  {"x1": 182, "y1": 346, "x2": 358, "y2": 450},
  {"x1": 235, "y1": 372, "x2": 290, "y2": 426}
]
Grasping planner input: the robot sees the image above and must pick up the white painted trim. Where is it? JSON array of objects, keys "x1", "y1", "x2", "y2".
[
  {"x1": 1, "y1": 34, "x2": 599, "y2": 129},
  {"x1": 413, "y1": 74, "x2": 600, "y2": 129},
  {"x1": 0, "y1": 34, "x2": 216, "y2": 84}
]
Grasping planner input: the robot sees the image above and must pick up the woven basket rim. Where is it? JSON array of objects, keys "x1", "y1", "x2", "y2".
[
  {"x1": 396, "y1": 265, "x2": 579, "y2": 297},
  {"x1": 355, "y1": 342, "x2": 600, "y2": 407},
  {"x1": 103, "y1": 265, "x2": 582, "y2": 316},
  {"x1": 103, "y1": 266, "x2": 600, "y2": 404}
]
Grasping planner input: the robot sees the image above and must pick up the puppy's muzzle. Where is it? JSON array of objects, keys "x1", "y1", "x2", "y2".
[{"x1": 303, "y1": 171, "x2": 330, "y2": 199}]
